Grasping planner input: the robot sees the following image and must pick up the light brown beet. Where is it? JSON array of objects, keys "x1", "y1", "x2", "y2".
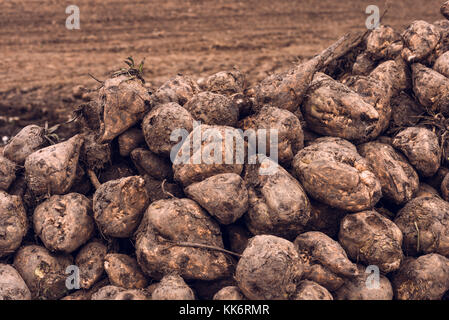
[
  {"x1": 13, "y1": 245, "x2": 67, "y2": 300},
  {"x1": 118, "y1": 127, "x2": 145, "y2": 157},
  {"x1": 104, "y1": 253, "x2": 148, "y2": 289},
  {"x1": 172, "y1": 125, "x2": 244, "y2": 186},
  {"x1": 151, "y1": 274, "x2": 195, "y2": 300},
  {"x1": 142, "y1": 102, "x2": 194, "y2": 157},
  {"x1": 240, "y1": 106, "x2": 304, "y2": 164},
  {"x1": 0, "y1": 155, "x2": 16, "y2": 191},
  {"x1": 33, "y1": 193, "x2": 94, "y2": 253},
  {"x1": 0, "y1": 264, "x2": 31, "y2": 300},
  {"x1": 433, "y1": 51, "x2": 449, "y2": 78},
  {"x1": 75, "y1": 241, "x2": 108, "y2": 290},
  {"x1": 93, "y1": 176, "x2": 149, "y2": 238},
  {"x1": 302, "y1": 73, "x2": 379, "y2": 142},
  {"x1": 358, "y1": 142, "x2": 419, "y2": 205},
  {"x1": 352, "y1": 52, "x2": 376, "y2": 76},
  {"x1": 392, "y1": 254, "x2": 449, "y2": 300},
  {"x1": 294, "y1": 231, "x2": 358, "y2": 292},
  {"x1": 183, "y1": 92, "x2": 239, "y2": 127},
  {"x1": 392, "y1": 127, "x2": 441, "y2": 177},
  {"x1": 0, "y1": 191, "x2": 28, "y2": 257},
  {"x1": 91, "y1": 285, "x2": 126, "y2": 300},
  {"x1": 335, "y1": 265, "x2": 393, "y2": 300},
  {"x1": 98, "y1": 75, "x2": 150, "y2": 143},
  {"x1": 213, "y1": 286, "x2": 246, "y2": 300},
  {"x1": 394, "y1": 196, "x2": 449, "y2": 257},
  {"x1": 130, "y1": 148, "x2": 173, "y2": 181},
  {"x1": 3, "y1": 125, "x2": 46, "y2": 165},
  {"x1": 135, "y1": 198, "x2": 233, "y2": 280},
  {"x1": 244, "y1": 157, "x2": 311, "y2": 239},
  {"x1": 25, "y1": 134, "x2": 83, "y2": 196},
  {"x1": 184, "y1": 173, "x2": 248, "y2": 225},
  {"x1": 366, "y1": 25, "x2": 402, "y2": 60},
  {"x1": 292, "y1": 137, "x2": 382, "y2": 212},
  {"x1": 412, "y1": 63, "x2": 449, "y2": 114},
  {"x1": 235, "y1": 235, "x2": 304, "y2": 300},
  {"x1": 401, "y1": 20, "x2": 441, "y2": 62},
  {"x1": 153, "y1": 74, "x2": 200, "y2": 106},
  {"x1": 205, "y1": 69, "x2": 246, "y2": 95},
  {"x1": 339, "y1": 210, "x2": 404, "y2": 273},
  {"x1": 292, "y1": 280, "x2": 333, "y2": 300}
]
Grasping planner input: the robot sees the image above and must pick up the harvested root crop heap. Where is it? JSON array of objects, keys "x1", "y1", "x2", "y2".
[{"x1": 6, "y1": 4, "x2": 449, "y2": 301}]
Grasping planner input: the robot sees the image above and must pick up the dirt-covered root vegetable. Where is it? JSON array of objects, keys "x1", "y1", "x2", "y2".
[
  {"x1": 292, "y1": 137, "x2": 382, "y2": 212},
  {"x1": 392, "y1": 254, "x2": 449, "y2": 300},
  {"x1": 153, "y1": 74, "x2": 200, "y2": 106},
  {"x1": 118, "y1": 127, "x2": 145, "y2": 157},
  {"x1": 235, "y1": 235, "x2": 303, "y2": 300},
  {"x1": 13, "y1": 245, "x2": 67, "y2": 300},
  {"x1": 366, "y1": 25, "x2": 401, "y2": 60},
  {"x1": 205, "y1": 68, "x2": 246, "y2": 95},
  {"x1": 184, "y1": 173, "x2": 248, "y2": 225},
  {"x1": 98, "y1": 75, "x2": 151, "y2": 143},
  {"x1": 370, "y1": 58, "x2": 410, "y2": 96},
  {"x1": 33, "y1": 193, "x2": 94, "y2": 253},
  {"x1": 0, "y1": 192, "x2": 28, "y2": 257},
  {"x1": 91, "y1": 285, "x2": 126, "y2": 300},
  {"x1": 93, "y1": 176, "x2": 149, "y2": 238},
  {"x1": 412, "y1": 63, "x2": 449, "y2": 114},
  {"x1": 434, "y1": 51, "x2": 449, "y2": 78},
  {"x1": 0, "y1": 155, "x2": 16, "y2": 191},
  {"x1": 302, "y1": 73, "x2": 379, "y2": 141},
  {"x1": 75, "y1": 241, "x2": 107, "y2": 290},
  {"x1": 240, "y1": 106, "x2": 304, "y2": 164},
  {"x1": 0, "y1": 264, "x2": 31, "y2": 300},
  {"x1": 151, "y1": 274, "x2": 195, "y2": 300},
  {"x1": 183, "y1": 92, "x2": 239, "y2": 127},
  {"x1": 305, "y1": 200, "x2": 346, "y2": 238},
  {"x1": 294, "y1": 231, "x2": 358, "y2": 291},
  {"x1": 334, "y1": 265, "x2": 393, "y2": 300},
  {"x1": 394, "y1": 196, "x2": 449, "y2": 256},
  {"x1": 135, "y1": 198, "x2": 233, "y2": 280},
  {"x1": 79, "y1": 133, "x2": 111, "y2": 171},
  {"x1": 130, "y1": 148, "x2": 172, "y2": 181},
  {"x1": 243, "y1": 157, "x2": 311, "y2": 239},
  {"x1": 392, "y1": 127, "x2": 441, "y2": 177},
  {"x1": 442, "y1": 1, "x2": 449, "y2": 20},
  {"x1": 292, "y1": 280, "x2": 333, "y2": 300},
  {"x1": 104, "y1": 254, "x2": 148, "y2": 289},
  {"x1": 3, "y1": 125, "x2": 46, "y2": 165},
  {"x1": 114, "y1": 289, "x2": 149, "y2": 300},
  {"x1": 352, "y1": 53, "x2": 376, "y2": 75},
  {"x1": 358, "y1": 142, "x2": 419, "y2": 205},
  {"x1": 401, "y1": 20, "x2": 441, "y2": 62},
  {"x1": 339, "y1": 211, "x2": 403, "y2": 273},
  {"x1": 142, "y1": 175, "x2": 184, "y2": 202},
  {"x1": 252, "y1": 32, "x2": 357, "y2": 113},
  {"x1": 213, "y1": 286, "x2": 246, "y2": 300},
  {"x1": 172, "y1": 125, "x2": 244, "y2": 186},
  {"x1": 390, "y1": 92, "x2": 424, "y2": 129},
  {"x1": 142, "y1": 102, "x2": 194, "y2": 158},
  {"x1": 25, "y1": 134, "x2": 84, "y2": 196}
]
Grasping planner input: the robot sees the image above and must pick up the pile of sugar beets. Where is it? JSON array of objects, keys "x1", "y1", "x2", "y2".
[{"x1": 6, "y1": 4, "x2": 449, "y2": 302}]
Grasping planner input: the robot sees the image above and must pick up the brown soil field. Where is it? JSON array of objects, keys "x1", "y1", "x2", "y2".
[{"x1": 0, "y1": 0, "x2": 443, "y2": 138}]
